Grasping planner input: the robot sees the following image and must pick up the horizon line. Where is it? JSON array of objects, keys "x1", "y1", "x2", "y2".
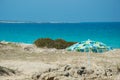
[{"x1": 0, "y1": 20, "x2": 120, "y2": 24}]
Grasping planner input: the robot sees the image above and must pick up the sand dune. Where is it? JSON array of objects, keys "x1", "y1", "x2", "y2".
[{"x1": 0, "y1": 42, "x2": 120, "y2": 80}]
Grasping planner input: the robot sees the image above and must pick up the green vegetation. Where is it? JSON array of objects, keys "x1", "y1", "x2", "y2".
[{"x1": 34, "y1": 38, "x2": 76, "y2": 49}]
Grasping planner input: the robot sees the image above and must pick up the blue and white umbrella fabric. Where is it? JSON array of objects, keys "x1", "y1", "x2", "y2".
[{"x1": 66, "y1": 39, "x2": 112, "y2": 53}]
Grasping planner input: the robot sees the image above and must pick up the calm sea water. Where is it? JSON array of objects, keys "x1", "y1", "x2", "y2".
[{"x1": 0, "y1": 22, "x2": 120, "y2": 48}]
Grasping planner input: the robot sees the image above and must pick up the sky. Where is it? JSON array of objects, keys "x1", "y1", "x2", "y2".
[{"x1": 0, "y1": 0, "x2": 120, "y2": 22}]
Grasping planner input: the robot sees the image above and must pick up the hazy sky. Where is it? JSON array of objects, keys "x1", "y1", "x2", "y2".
[{"x1": 0, "y1": 0, "x2": 120, "y2": 22}]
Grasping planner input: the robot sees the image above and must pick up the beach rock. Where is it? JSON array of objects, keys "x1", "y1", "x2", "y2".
[
  {"x1": 40, "y1": 72, "x2": 60, "y2": 80},
  {"x1": 105, "y1": 68, "x2": 112, "y2": 76},
  {"x1": 0, "y1": 66, "x2": 16, "y2": 76},
  {"x1": 32, "y1": 72, "x2": 42, "y2": 80},
  {"x1": 32, "y1": 65, "x2": 96, "y2": 80},
  {"x1": 77, "y1": 66, "x2": 86, "y2": 76},
  {"x1": 63, "y1": 64, "x2": 72, "y2": 71},
  {"x1": 58, "y1": 64, "x2": 72, "y2": 72},
  {"x1": 29, "y1": 63, "x2": 120, "y2": 80},
  {"x1": 64, "y1": 72, "x2": 69, "y2": 77},
  {"x1": 24, "y1": 46, "x2": 34, "y2": 52},
  {"x1": 48, "y1": 68, "x2": 57, "y2": 72}
]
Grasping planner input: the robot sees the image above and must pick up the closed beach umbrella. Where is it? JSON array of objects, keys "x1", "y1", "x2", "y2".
[{"x1": 66, "y1": 39, "x2": 112, "y2": 53}]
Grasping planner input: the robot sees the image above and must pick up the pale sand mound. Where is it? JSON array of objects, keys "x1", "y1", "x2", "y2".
[
  {"x1": 0, "y1": 42, "x2": 120, "y2": 80},
  {"x1": 0, "y1": 60, "x2": 58, "y2": 80},
  {"x1": 0, "y1": 60, "x2": 58, "y2": 74}
]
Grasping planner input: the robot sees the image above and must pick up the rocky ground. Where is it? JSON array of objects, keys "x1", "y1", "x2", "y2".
[{"x1": 0, "y1": 41, "x2": 120, "y2": 80}]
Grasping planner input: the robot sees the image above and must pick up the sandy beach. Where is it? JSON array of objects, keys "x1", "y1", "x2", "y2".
[{"x1": 0, "y1": 41, "x2": 120, "y2": 80}]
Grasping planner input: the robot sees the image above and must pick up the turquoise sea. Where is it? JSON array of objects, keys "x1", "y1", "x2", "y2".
[{"x1": 0, "y1": 22, "x2": 120, "y2": 48}]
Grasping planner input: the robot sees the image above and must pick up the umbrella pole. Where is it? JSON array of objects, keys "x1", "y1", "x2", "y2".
[{"x1": 87, "y1": 49, "x2": 91, "y2": 68}]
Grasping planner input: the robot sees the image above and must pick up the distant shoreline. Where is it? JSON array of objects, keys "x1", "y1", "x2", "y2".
[
  {"x1": 0, "y1": 40, "x2": 33, "y2": 45},
  {"x1": 0, "y1": 20, "x2": 120, "y2": 24}
]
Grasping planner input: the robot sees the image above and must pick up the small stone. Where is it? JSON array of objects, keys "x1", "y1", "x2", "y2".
[
  {"x1": 105, "y1": 68, "x2": 112, "y2": 76},
  {"x1": 81, "y1": 67, "x2": 86, "y2": 70},
  {"x1": 77, "y1": 69, "x2": 85, "y2": 75},
  {"x1": 64, "y1": 72, "x2": 69, "y2": 77},
  {"x1": 32, "y1": 73, "x2": 42, "y2": 80},
  {"x1": 64, "y1": 65, "x2": 72, "y2": 71}
]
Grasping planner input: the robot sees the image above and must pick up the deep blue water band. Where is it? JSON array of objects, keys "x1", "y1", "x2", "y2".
[{"x1": 0, "y1": 22, "x2": 120, "y2": 48}]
